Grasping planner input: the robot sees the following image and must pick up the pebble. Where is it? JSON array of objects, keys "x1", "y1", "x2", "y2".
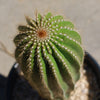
[{"x1": 68, "y1": 65, "x2": 100, "y2": 100}]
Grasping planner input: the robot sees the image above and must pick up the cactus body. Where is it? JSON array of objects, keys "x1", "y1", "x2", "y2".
[{"x1": 14, "y1": 12, "x2": 84, "y2": 100}]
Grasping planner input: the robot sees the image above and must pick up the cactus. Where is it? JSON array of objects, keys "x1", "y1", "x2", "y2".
[{"x1": 14, "y1": 12, "x2": 84, "y2": 100}]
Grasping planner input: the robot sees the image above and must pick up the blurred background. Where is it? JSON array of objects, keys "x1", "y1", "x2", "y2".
[{"x1": 0, "y1": 0, "x2": 100, "y2": 77}]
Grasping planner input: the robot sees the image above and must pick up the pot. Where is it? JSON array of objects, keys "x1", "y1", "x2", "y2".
[{"x1": 6, "y1": 52, "x2": 100, "y2": 100}]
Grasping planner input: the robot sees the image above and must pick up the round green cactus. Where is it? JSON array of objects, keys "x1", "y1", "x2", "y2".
[{"x1": 14, "y1": 12, "x2": 84, "y2": 100}]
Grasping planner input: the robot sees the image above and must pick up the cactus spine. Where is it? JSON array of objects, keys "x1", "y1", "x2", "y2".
[{"x1": 14, "y1": 12, "x2": 84, "y2": 100}]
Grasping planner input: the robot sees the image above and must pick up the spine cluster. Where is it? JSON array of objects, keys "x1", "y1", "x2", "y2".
[{"x1": 14, "y1": 12, "x2": 84, "y2": 100}]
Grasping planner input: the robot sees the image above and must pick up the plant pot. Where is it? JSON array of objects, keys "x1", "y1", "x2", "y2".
[{"x1": 6, "y1": 52, "x2": 100, "y2": 100}]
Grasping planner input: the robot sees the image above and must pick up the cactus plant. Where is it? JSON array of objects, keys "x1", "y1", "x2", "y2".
[{"x1": 14, "y1": 12, "x2": 84, "y2": 100}]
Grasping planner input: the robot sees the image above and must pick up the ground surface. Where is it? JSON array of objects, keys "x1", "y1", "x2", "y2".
[{"x1": 0, "y1": 0, "x2": 100, "y2": 77}]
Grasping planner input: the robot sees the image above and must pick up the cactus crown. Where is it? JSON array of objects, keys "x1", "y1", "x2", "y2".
[{"x1": 14, "y1": 12, "x2": 84, "y2": 100}]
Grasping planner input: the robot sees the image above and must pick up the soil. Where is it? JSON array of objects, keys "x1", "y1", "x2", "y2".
[{"x1": 12, "y1": 63, "x2": 100, "y2": 100}]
